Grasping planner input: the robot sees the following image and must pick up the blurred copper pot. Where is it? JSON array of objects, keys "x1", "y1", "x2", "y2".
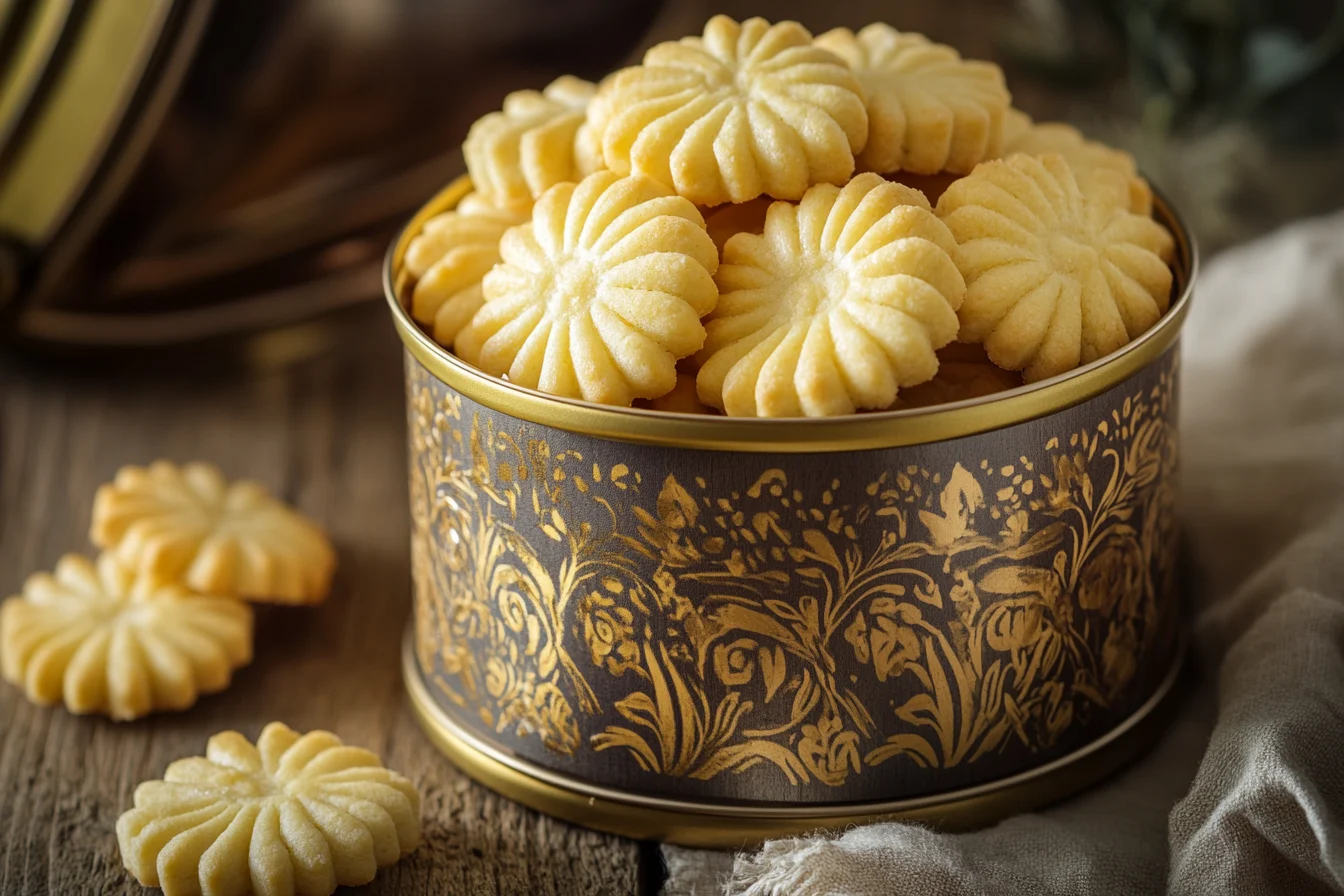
[{"x1": 0, "y1": 0, "x2": 678, "y2": 347}]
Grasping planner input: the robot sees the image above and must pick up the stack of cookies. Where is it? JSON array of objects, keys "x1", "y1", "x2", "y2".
[
  {"x1": 406, "y1": 15, "x2": 1176, "y2": 417},
  {"x1": 1, "y1": 464, "x2": 424, "y2": 896},
  {"x1": 1, "y1": 461, "x2": 335, "y2": 721}
]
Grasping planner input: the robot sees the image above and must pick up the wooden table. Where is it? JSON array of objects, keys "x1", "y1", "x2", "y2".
[{"x1": 0, "y1": 306, "x2": 652, "y2": 895}]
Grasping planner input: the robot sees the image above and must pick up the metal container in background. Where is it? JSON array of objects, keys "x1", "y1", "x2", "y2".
[
  {"x1": 390, "y1": 177, "x2": 1197, "y2": 847},
  {"x1": 0, "y1": 0, "x2": 667, "y2": 347}
]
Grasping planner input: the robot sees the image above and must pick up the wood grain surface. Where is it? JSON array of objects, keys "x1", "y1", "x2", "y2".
[{"x1": 0, "y1": 308, "x2": 645, "y2": 895}]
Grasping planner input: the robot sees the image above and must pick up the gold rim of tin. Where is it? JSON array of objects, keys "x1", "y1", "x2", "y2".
[
  {"x1": 384, "y1": 176, "x2": 1198, "y2": 453},
  {"x1": 403, "y1": 627, "x2": 1185, "y2": 848}
]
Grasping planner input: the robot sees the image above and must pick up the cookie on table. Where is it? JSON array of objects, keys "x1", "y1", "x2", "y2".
[
  {"x1": 457, "y1": 170, "x2": 719, "y2": 406},
  {"x1": 464, "y1": 75, "x2": 600, "y2": 212},
  {"x1": 697, "y1": 173, "x2": 965, "y2": 417},
  {"x1": 0, "y1": 553, "x2": 251, "y2": 721},
  {"x1": 117, "y1": 722, "x2": 420, "y2": 896},
  {"x1": 815, "y1": 24, "x2": 1010, "y2": 176},
  {"x1": 404, "y1": 193, "x2": 529, "y2": 350},
  {"x1": 590, "y1": 15, "x2": 869, "y2": 206},
  {"x1": 1001, "y1": 109, "x2": 1152, "y2": 215},
  {"x1": 936, "y1": 153, "x2": 1175, "y2": 382},
  {"x1": 91, "y1": 461, "x2": 336, "y2": 605}
]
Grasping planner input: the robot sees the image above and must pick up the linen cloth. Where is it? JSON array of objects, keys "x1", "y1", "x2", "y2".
[{"x1": 662, "y1": 210, "x2": 1344, "y2": 896}]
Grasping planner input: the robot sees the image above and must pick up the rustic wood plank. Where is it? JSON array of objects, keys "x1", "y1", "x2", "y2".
[{"x1": 0, "y1": 306, "x2": 641, "y2": 896}]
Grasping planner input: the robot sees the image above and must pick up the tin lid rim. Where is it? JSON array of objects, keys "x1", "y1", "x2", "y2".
[{"x1": 385, "y1": 176, "x2": 1198, "y2": 453}]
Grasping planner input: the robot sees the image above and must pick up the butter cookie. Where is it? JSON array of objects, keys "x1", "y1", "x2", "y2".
[
  {"x1": 592, "y1": 15, "x2": 868, "y2": 206},
  {"x1": 936, "y1": 153, "x2": 1174, "y2": 382},
  {"x1": 815, "y1": 25, "x2": 1009, "y2": 175},
  {"x1": 460, "y1": 171, "x2": 718, "y2": 405},
  {"x1": 92, "y1": 462, "x2": 335, "y2": 605},
  {"x1": 464, "y1": 75, "x2": 599, "y2": 211},
  {"x1": 1001, "y1": 109, "x2": 1151, "y2": 214},
  {"x1": 404, "y1": 193, "x2": 528, "y2": 349},
  {"x1": 698, "y1": 173, "x2": 964, "y2": 416},
  {"x1": 117, "y1": 722, "x2": 419, "y2": 896},
  {"x1": 1, "y1": 553, "x2": 251, "y2": 720}
]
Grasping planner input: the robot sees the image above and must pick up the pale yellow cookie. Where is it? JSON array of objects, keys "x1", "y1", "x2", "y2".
[
  {"x1": 459, "y1": 171, "x2": 719, "y2": 405},
  {"x1": 815, "y1": 24, "x2": 1010, "y2": 176},
  {"x1": 404, "y1": 193, "x2": 529, "y2": 349},
  {"x1": 1001, "y1": 109, "x2": 1152, "y2": 214},
  {"x1": 0, "y1": 553, "x2": 251, "y2": 721},
  {"x1": 937, "y1": 153, "x2": 1175, "y2": 382},
  {"x1": 574, "y1": 76, "x2": 616, "y2": 178},
  {"x1": 697, "y1": 173, "x2": 965, "y2": 417},
  {"x1": 590, "y1": 15, "x2": 868, "y2": 206},
  {"x1": 117, "y1": 722, "x2": 420, "y2": 896},
  {"x1": 464, "y1": 75, "x2": 599, "y2": 211},
  {"x1": 91, "y1": 461, "x2": 336, "y2": 605}
]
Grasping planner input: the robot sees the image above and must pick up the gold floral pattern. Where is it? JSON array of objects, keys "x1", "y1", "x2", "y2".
[{"x1": 405, "y1": 349, "x2": 1180, "y2": 800}]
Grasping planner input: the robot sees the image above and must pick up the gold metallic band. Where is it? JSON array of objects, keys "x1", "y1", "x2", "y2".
[
  {"x1": 384, "y1": 178, "x2": 1198, "y2": 453},
  {"x1": 403, "y1": 627, "x2": 1186, "y2": 849}
]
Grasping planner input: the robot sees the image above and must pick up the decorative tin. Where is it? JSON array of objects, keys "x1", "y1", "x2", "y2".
[{"x1": 389, "y1": 177, "x2": 1196, "y2": 847}]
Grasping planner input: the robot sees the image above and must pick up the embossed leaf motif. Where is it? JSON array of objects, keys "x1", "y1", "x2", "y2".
[
  {"x1": 1079, "y1": 529, "x2": 1142, "y2": 614},
  {"x1": 844, "y1": 612, "x2": 870, "y2": 664},
  {"x1": 984, "y1": 598, "x2": 1044, "y2": 653},
  {"x1": 871, "y1": 614, "x2": 921, "y2": 682},
  {"x1": 978, "y1": 565, "x2": 1057, "y2": 599},
  {"x1": 407, "y1": 353, "x2": 1180, "y2": 789},
  {"x1": 798, "y1": 715, "x2": 862, "y2": 787},
  {"x1": 913, "y1": 582, "x2": 943, "y2": 609},
  {"x1": 759, "y1": 644, "x2": 787, "y2": 703},
  {"x1": 918, "y1": 462, "x2": 984, "y2": 546},
  {"x1": 798, "y1": 529, "x2": 842, "y2": 570},
  {"x1": 656, "y1": 475, "x2": 698, "y2": 530},
  {"x1": 1001, "y1": 509, "x2": 1029, "y2": 543}
]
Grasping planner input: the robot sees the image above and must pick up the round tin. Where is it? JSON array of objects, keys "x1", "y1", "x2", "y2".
[{"x1": 389, "y1": 177, "x2": 1196, "y2": 847}]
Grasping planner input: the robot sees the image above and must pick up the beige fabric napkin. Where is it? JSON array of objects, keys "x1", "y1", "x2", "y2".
[{"x1": 662, "y1": 211, "x2": 1344, "y2": 896}]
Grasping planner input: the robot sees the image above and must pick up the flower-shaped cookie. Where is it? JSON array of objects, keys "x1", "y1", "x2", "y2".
[
  {"x1": 0, "y1": 553, "x2": 252, "y2": 720},
  {"x1": 591, "y1": 15, "x2": 868, "y2": 206},
  {"x1": 91, "y1": 461, "x2": 336, "y2": 605},
  {"x1": 117, "y1": 722, "x2": 420, "y2": 896},
  {"x1": 464, "y1": 75, "x2": 599, "y2": 211},
  {"x1": 815, "y1": 24, "x2": 1010, "y2": 176},
  {"x1": 936, "y1": 153, "x2": 1175, "y2": 382},
  {"x1": 1002, "y1": 109, "x2": 1152, "y2": 214},
  {"x1": 697, "y1": 173, "x2": 965, "y2": 417},
  {"x1": 459, "y1": 171, "x2": 719, "y2": 405},
  {"x1": 404, "y1": 193, "x2": 528, "y2": 349}
]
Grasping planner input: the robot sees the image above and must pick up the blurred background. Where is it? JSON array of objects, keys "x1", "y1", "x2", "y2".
[{"x1": 0, "y1": 0, "x2": 1339, "y2": 354}]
